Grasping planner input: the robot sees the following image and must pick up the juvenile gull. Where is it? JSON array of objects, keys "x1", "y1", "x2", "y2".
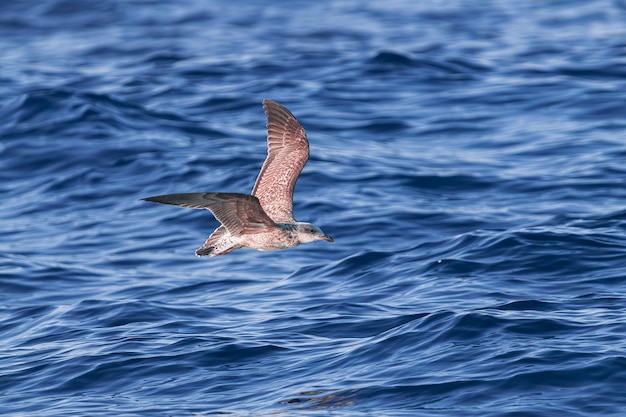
[{"x1": 143, "y1": 99, "x2": 333, "y2": 257}]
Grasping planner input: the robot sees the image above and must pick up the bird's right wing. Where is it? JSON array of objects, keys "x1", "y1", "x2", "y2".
[{"x1": 252, "y1": 99, "x2": 309, "y2": 223}]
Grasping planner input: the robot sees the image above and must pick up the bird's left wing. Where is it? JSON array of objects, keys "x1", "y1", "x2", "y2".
[{"x1": 143, "y1": 192, "x2": 275, "y2": 235}]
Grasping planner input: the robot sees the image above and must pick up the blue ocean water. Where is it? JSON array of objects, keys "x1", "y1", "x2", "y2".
[{"x1": 2, "y1": 0, "x2": 626, "y2": 415}]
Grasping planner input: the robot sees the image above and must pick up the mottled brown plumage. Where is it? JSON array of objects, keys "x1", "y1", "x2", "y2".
[
  {"x1": 253, "y1": 100, "x2": 309, "y2": 223},
  {"x1": 143, "y1": 99, "x2": 333, "y2": 257}
]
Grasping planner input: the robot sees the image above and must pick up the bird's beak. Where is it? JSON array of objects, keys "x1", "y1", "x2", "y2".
[{"x1": 322, "y1": 235, "x2": 334, "y2": 243}]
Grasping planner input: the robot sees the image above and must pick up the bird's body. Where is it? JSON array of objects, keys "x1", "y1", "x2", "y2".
[{"x1": 143, "y1": 100, "x2": 333, "y2": 257}]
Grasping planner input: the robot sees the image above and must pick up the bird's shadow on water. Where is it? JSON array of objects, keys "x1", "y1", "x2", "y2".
[{"x1": 279, "y1": 388, "x2": 359, "y2": 411}]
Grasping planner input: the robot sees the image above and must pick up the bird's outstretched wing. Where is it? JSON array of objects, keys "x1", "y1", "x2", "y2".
[
  {"x1": 143, "y1": 192, "x2": 275, "y2": 235},
  {"x1": 251, "y1": 99, "x2": 309, "y2": 223}
]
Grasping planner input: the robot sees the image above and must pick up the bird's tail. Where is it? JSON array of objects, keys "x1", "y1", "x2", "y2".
[
  {"x1": 195, "y1": 245, "x2": 238, "y2": 257},
  {"x1": 195, "y1": 225, "x2": 239, "y2": 257}
]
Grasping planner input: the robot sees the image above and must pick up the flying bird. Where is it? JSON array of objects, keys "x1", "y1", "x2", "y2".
[{"x1": 143, "y1": 99, "x2": 333, "y2": 257}]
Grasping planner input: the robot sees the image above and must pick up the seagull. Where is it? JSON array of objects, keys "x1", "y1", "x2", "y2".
[{"x1": 143, "y1": 99, "x2": 333, "y2": 257}]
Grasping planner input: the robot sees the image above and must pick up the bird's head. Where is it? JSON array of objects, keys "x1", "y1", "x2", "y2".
[{"x1": 294, "y1": 222, "x2": 334, "y2": 244}]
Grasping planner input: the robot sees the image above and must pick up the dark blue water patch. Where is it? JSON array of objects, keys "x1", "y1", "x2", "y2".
[
  {"x1": 2, "y1": 0, "x2": 626, "y2": 415},
  {"x1": 492, "y1": 299, "x2": 558, "y2": 312},
  {"x1": 365, "y1": 50, "x2": 489, "y2": 80}
]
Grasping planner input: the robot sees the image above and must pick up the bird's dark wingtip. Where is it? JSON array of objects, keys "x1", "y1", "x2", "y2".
[{"x1": 142, "y1": 195, "x2": 176, "y2": 205}]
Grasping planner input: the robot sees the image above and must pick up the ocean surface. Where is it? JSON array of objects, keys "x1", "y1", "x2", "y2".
[{"x1": 2, "y1": 0, "x2": 626, "y2": 415}]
